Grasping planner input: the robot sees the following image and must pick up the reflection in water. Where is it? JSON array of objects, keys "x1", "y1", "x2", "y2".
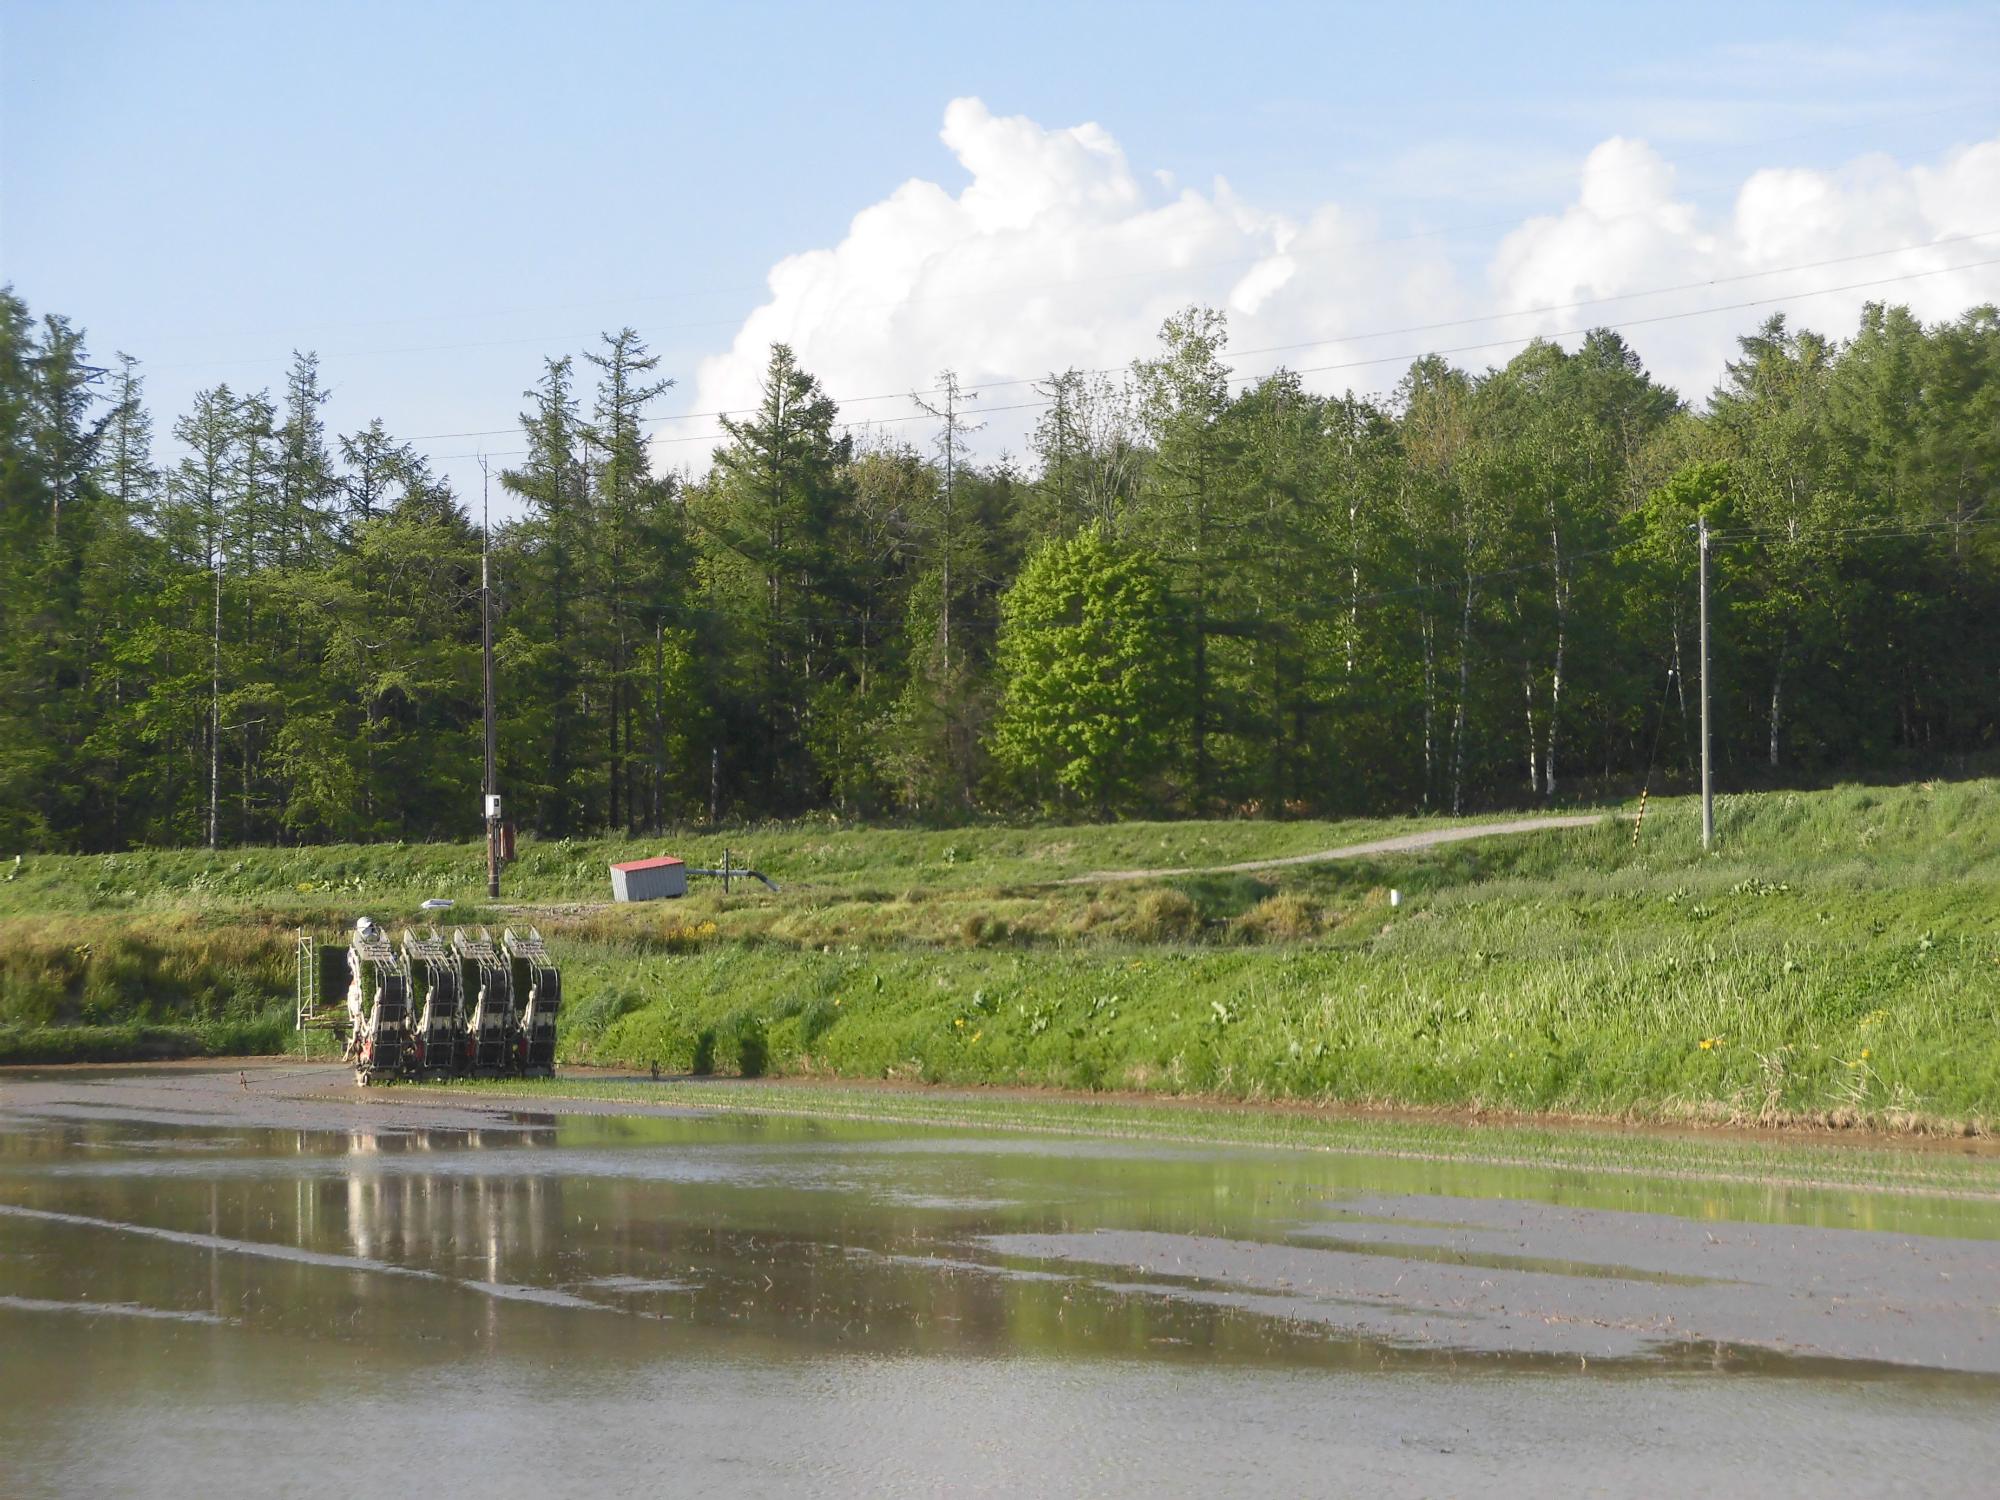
[
  {"x1": 342, "y1": 1134, "x2": 555, "y2": 1276},
  {"x1": 0, "y1": 1294, "x2": 232, "y2": 1325},
  {"x1": 1, "y1": 1081, "x2": 1998, "y2": 1497}
]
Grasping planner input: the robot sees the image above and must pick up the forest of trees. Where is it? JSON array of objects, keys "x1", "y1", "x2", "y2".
[{"x1": 2, "y1": 283, "x2": 1996, "y2": 852}]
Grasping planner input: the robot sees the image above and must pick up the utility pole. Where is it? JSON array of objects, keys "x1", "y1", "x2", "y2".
[
  {"x1": 1698, "y1": 514, "x2": 1713, "y2": 851},
  {"x1": 481, "y1": 457, "x2": 501, "y2": 899},
  {"x1": 913, "y1": 371, "x2": 982, "y2": 674}
]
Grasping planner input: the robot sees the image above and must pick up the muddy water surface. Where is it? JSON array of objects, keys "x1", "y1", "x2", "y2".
[{"x1": 2, "y1": 1064, "x2": 1997, "y2": 1497}]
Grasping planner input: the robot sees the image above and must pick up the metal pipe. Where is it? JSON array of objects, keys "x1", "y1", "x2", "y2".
[{"x1": 685, "y1": 867, "x2": 780, "y2": 892}]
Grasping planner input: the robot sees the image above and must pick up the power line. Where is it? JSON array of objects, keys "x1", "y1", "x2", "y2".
[
  {"x1": 1212, "y1": 230, "x2": 2000, "y2": 368},
  {"x1": 404, "y1": 229, "x2": 2000, "y2": 443},
  {"x1": 1707, "y1": 517, "x2": 2000, "y2": 544},
  {"x1": 1267, "y1": 253, "x2": 2000, "y2": 384},
  {"x1": 118, "y1": 100, "x2": 2000, "y2": 359},
  {"x1": 420, "y1": 249, "x2": 2000, "y2": 468}
]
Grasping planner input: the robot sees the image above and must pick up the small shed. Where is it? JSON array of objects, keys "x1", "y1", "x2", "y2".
[{"x1": 609, "y1": 856, "x2": 687, "y2": 902}]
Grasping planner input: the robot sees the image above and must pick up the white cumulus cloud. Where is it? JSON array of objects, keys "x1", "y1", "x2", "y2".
[
  {"x1": 687, "y1": 98, "x2": 1456, "y2": 456},
  {"x1": 1490, "y1": 134, "x2": 2000, "y2": 395},
  {"x1": 684, "y1": 100, "x2": 2000, "y2": 463}
]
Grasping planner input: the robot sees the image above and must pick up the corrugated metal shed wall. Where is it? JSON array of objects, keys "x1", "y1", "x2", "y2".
[{"x1": 609, "y1": 860, "x2": 687, "y2": 901}]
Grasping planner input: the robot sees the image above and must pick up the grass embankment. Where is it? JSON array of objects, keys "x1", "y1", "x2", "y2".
[
  {"x1": 0, "y1": 914, "x2": 298, "y2": 1063},
  {"x1": 0, "y1": 812, "x2": 1442, "y2": 1065},
  {"x1": 4, "y1": 783, "x2": 1999, "y2": 1132}
]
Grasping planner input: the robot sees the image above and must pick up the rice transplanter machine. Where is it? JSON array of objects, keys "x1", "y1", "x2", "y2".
[{"x1": 297, "y1": 919, "x2": 564, "y2": 1086}]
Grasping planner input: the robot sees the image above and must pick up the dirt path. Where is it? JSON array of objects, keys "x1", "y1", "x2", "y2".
[{"x1": 1061, "y1": 813, "x2": 1605, "y2": 884}]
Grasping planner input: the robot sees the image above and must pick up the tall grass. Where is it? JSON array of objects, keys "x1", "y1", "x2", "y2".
[
  {"x1": 0, "y1": 915, "x2": 293, "y2": 1027},
  {"x1": 6, "y1": 780, "x2": 1999, "y2": 1128},
  {"x1": 0, "y1": 808, "x2": 1493, "y2": 916},
  {"x1": 560, "y1": 934, "x2": 1999, "y2": 1130}
]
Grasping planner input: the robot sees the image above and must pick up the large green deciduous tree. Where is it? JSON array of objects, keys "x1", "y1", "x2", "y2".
[{"x1": 991, "y1": 524, "x2": 1182, "y2": 815}]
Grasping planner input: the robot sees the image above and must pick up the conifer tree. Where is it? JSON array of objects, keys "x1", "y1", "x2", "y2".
[
  {"x1": 702, "y1": 344, "x2": 854, "y2": 809},
  {"x1": 582, "y1": 328, "x2": 676, "y2": 830},
  {"x1": 502, "y1": 357, "x2": 590, "y2": 830},
  {"x1": 1131, "y1": 308, "x2": 1240, "y2": 807}
]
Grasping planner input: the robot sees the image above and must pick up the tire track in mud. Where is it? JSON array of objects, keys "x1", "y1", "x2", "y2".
[{"x1": 0, "y1": 1202, "x2": 615, "y2": 1313}]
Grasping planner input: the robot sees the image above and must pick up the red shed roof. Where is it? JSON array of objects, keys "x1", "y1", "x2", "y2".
[{"x1": 610, "y1": 856, "x2": 685, "y2": 872}]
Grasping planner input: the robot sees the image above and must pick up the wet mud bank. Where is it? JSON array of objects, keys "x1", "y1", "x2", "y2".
[{"x1": 990, "y1": 1201, "x2": 2000, "y2": 1373}]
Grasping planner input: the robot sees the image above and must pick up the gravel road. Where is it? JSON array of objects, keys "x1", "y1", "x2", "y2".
[{"x1": 1062, "y1": 813, "x2": 1605, "y2": 883}]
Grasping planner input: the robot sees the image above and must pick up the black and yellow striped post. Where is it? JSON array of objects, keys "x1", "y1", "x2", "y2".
[{"x1": 1631, "y1": 787, "x2": 1649, "y2": 847}]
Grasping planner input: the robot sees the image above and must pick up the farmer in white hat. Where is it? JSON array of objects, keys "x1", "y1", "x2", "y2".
[{"x1": 343, "y1": 917, "x2": 383, "y2": 1058}]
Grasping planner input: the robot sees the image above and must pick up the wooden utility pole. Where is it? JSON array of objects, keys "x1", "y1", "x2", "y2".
[
  {"x1": 481, "y1": 458, "x2": 501, "y2": 899},
  {"x1": 209, "y1": 549, "x2": 221, "y2": 851},
  {"x1": 1698, "y1": 515, "x2": 1713, "y2": 851},
  {"x1": 913, "y1": 371, "x2": 982, "y2": 674}
]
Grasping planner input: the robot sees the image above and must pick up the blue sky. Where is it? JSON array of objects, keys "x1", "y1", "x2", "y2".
[{"x1": 4, "y1": 1, "x2": 1998, "y2": 505}]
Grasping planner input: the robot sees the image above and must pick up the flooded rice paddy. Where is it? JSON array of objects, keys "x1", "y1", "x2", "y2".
[{"x1": 2, "y1": 1063, "x2": 1998, "y2": 1497}]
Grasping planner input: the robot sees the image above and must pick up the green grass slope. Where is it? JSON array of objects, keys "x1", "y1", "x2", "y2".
[{"x1": 4, "y1": 782, "x2": 1998, "y2": 1131}]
